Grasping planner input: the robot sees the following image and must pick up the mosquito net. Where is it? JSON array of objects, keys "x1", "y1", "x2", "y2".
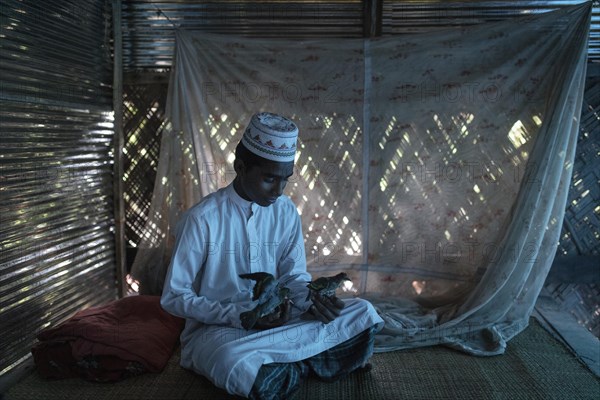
[{"x1": 130, "y1": 2, "x2": 591, "y2": 355}]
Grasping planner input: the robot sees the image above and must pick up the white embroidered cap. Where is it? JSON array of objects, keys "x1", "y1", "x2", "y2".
[{"x1": 240, "y1": 112, "x2": 298, "y2": 162}]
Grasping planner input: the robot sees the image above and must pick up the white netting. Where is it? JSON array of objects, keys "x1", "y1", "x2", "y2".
[{"x1": 130, "y1": 3, "x2": 591, "y2": 354}]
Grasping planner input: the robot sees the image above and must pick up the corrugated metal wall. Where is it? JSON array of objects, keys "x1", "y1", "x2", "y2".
[
  {"x1": 122, "y1": 0, "x2": 366, "y2": 68},
  {"x1": 121, "y1": 0, "x2": 599, "y2": 69},
  {"x1": 0, "y1": 0, "x2": 117, "y2": 376}
]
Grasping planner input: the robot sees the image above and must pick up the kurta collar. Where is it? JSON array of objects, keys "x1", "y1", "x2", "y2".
[{"x1": 226, "y1": 183, "x2": 258, "y2": 216}]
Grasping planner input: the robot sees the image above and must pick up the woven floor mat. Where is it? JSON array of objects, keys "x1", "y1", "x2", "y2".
[{"x1": 5, "y1": 319, "x2": 599, "y2": 399}]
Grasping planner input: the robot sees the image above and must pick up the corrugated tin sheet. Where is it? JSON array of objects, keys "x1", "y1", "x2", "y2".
[
  {"x1": 122, "y1": 0, "x2": 599, "y2": 69},
  {"x1": 382, "y1": 1, "x2": 599, "y2": 61},
  {"x1": 122, "y1": 0, "x2": 364, "y2": 68},
  {"x1": 0, "y1": 0, "x2": 117, "y2": 376}
]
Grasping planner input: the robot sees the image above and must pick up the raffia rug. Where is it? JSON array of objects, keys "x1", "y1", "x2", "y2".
[{"x1": 4, "y1": 319, "x2": 599, "y2": 400}]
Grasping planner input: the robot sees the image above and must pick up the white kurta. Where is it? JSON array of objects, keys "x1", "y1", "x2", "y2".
[{"x1": 161, "y1": 184, "x2": 384, "y2": 397}]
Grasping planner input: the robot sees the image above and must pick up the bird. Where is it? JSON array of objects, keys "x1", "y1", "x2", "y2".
[
  {"x1": 239, "y1": 272, "x2": 280, "y2": 304},
  {"x1": 240, "y1": 286, "x2": 290, "y2": 330},
  {"x1": 306, "y1": 272, "x2": 351, "y2": 300}
]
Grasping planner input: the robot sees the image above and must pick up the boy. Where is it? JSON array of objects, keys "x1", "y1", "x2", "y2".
[{"x1": 161, "y1": 112, "x2": 383, "y2": 399}]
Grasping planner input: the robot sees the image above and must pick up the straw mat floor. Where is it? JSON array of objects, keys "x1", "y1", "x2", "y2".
[{"x1": 4, "y1": 319, "x2": 599, "y2": 400}]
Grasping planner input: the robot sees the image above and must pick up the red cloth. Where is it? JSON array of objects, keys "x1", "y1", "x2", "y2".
[{"x1": 31, "y1": 295, "x2": 184, "y2": 382}]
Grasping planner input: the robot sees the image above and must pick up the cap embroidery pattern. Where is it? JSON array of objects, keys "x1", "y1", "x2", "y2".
[{"x1": 240, "y1": 112, "x2": 299, "y2": 162}]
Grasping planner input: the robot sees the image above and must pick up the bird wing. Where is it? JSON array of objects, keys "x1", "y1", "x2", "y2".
[{"x1": 239, "y1": 272, "x2": 277, "y2": 301}]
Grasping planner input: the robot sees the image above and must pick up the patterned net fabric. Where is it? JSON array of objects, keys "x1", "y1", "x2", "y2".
[{"x1": 130, "y1": 3, "x2": 591, "y2": 354}]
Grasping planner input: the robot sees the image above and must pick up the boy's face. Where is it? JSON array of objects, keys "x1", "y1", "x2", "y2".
[{"x1": 236, "y1": 160, "x2": 295, "y2": 207}]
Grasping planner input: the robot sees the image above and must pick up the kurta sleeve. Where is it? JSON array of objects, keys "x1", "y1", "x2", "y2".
[
  {"x1": 160, "y1": 214, "x2": 255, "y2": 329},
  {"x1": 277, "y1": 207, "x2": 312, "y2": 313}
]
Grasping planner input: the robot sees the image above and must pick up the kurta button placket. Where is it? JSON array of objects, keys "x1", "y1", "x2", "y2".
[{"x1": 247, "y1": 203, "x2": 259, "y2": 273}]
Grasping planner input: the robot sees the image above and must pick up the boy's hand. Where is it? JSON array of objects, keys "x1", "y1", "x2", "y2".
[
  {"x1": 303, "y1": 293, "x2": 345, "y2": 323},
  {"x1": 253, "y1": 298, "x2": 291, "y2": 330}
]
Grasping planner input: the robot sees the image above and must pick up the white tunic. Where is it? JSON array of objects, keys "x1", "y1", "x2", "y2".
[{"x1": 161, "y1": 184, "x2": 384, "y2": 397}]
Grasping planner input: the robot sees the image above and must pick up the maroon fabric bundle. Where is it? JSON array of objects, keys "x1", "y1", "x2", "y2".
[{"x1": 31, "y1": 295, "x2": 185, "y2": 382}]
